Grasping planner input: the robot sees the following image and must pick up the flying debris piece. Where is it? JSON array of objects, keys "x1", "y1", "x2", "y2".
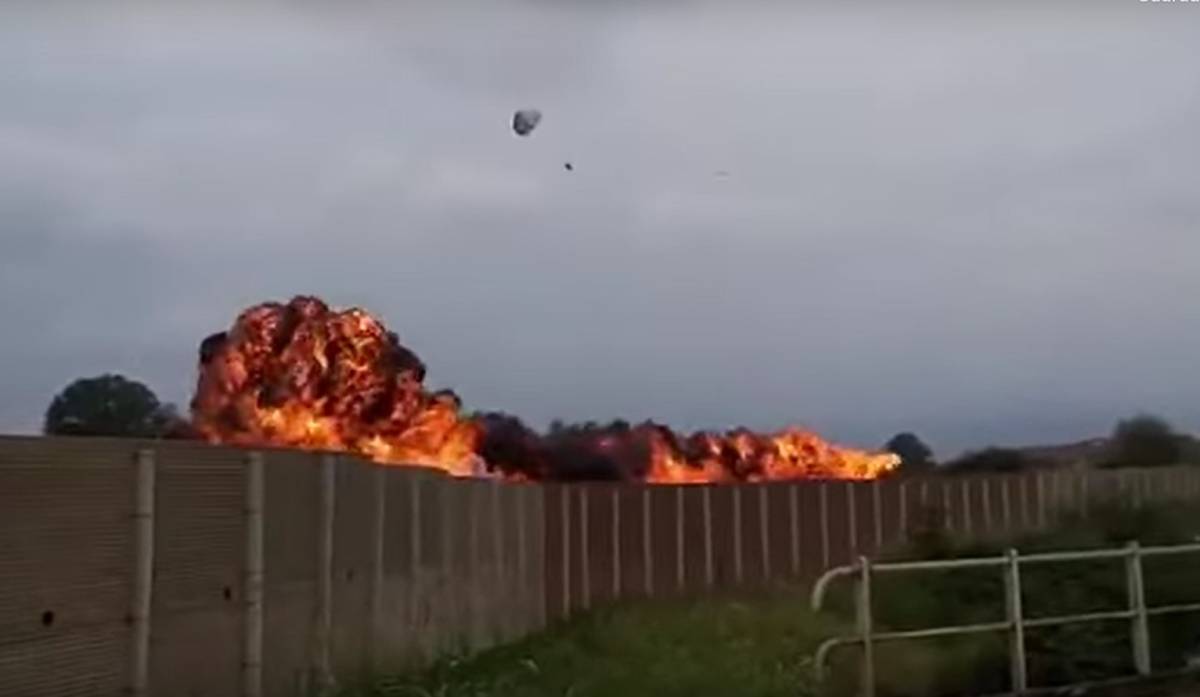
[
  {"x1": 512, "y1": 109, "x2": 542, "y2": 136},
  {"x1": 563, "y1": 162, "x2": 574, "y2": 171}
]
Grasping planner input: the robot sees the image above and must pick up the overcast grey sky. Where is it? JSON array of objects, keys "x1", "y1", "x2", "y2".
[{"x1": 2, "y1": 1, "x2": 1198, "y2": 456}]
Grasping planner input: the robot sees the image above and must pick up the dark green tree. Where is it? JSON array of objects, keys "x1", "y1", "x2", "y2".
[
  {"x1": 43, "y1": 374, "x2": 182, "y2": 438},
  {"x1": 1105, "y1": 414, "x2": 1182, "y2": 468},
  {"x1": 884, "y1": 432, "x2": 935, "y2": 474}
]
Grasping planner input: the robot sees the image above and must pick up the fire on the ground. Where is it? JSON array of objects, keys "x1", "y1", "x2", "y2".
[{"x1": 191, "y1": 296, "x2": 899, "y2": 483}]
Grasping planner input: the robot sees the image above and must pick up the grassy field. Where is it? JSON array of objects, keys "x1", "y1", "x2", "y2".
[
  {"x1": 339, "y1": 590, "x2": 840, "y2": 697},
  {"x1": 340, "y1": 500, "x2": 1200, "y2": 697}
]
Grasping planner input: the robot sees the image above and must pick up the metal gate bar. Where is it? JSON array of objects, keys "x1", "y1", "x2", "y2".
[{"x1": 811, "y1": 541, "x2": 1200, "y2": 697}]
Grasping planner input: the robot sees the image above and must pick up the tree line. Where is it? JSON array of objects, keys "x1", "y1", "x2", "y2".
[
  {"x1": 39, "y1": 373, "x2": 1198, "y2": 472},
  {"x1": 886, "y1": 414, "x2": 1200, "y2": 474}
]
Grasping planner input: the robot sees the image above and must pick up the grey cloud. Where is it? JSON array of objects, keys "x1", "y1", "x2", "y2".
[{"x1": 1, "y1": 1, "x2": 1198, "y2": 457}]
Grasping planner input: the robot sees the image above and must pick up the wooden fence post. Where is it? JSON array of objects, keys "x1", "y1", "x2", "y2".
[
  {"x1": 366, "y1": 465, "x2": 385, "y2": 670},
  {"x1": 579, "y1": 488, "x2": 590, "y2": 609},
  {"x1": 129, "y1": 448, "x2": 156, "y2": 697},
  {"x1": 941, "y1": 481, "x2": 953, "y2": 533},
  {"x1": 872, "y1": 481, "x2": 883, "y2": 551},
  {"x1": 759, "y1": 486, "x2": 771, "y2": 580},
  {"x1": 703, "y1": 486, "x2": 715, "y2": 588},
  {"x1": 1036, "y1": 472, "x2": 1046, "y2": 527},
  {"x1": 642, "y1": 488, "x2": 654, "y2": 595},
  {"x1": 490, "y1": 481, "x2": 504, "y2": 640},
  {"x1": 468, "y1": 482, "x2": 481, "y2": 645},
  {"x1": 846, "y1": 482, "x2": 858, "y2": 557},
  {"x1": 960, "y1": 479, "x2": 972, "y2": 536},
  {"x1": 1019, "y1": 475, "x2": 1031, "y2": 529},
  {"x1": 732, "y1": 487, "x2": 744, "y2": 584},
  {"x1": 789, "y1": 484, "x2": 801, "y2": 576},
  {"x1": 408, "y1": 477, "x2": 422, "y2": 648},
  {"x1": 561, "y1": 487, "x2": 571, "y2": 614},
  {"x1": 313, "y1": 454, "x2": 336, "y2": 691},
  {"x1": 819, "y1": 483, "x2": 831, "y2": 570},
  {"x1": 611, "y1": 488, "x2": 621, "y2": 597},
  {"x1": 1001, "y1": 476, "x2": 1012, "y2": 531},
  {"x1": 981, "y1": 479, "x2": 992, "y2": 534},
  {"x1": 243, "y1": 452, "x2": 265, "y2": 697},
  {"x1": 440, "y1": 480, "x2": 456, "y2": 651},
  {"x1": 516, "y1": 485, "x2": 531, "y2": 632},
  {"x1": 677, "y1": 487, "x2": 687, "y2": 591}
]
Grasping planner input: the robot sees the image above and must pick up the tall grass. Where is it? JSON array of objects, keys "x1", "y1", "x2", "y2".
[
  {"x1": 340, "y1": 590, "x2": 840, "y2": 697},
  {"x1": 342, "y1": 501, "x2": 1200, "y2": 697}
]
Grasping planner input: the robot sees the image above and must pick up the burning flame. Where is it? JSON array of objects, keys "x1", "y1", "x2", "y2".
[
  {"x1": 191, "y1": 296, "x2": 898, "y2": 482},
  {"x1": 646, "y1": 428, "x2": 898, "y2": 483},
  {"x1": 191, "y1": 296, "x2": 482, "y2": 476}
]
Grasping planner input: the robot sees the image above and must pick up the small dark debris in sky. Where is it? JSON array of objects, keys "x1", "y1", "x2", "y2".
[
  {"x1": 512, "y1": 109, "x2": 541, "y2": 136},
  {"x1": 564, "y1": 162, "x2": 573, "y2": 171}
]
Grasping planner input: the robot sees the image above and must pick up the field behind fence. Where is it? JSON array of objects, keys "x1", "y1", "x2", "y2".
[{"x1": 1, "y1": 436, "x2": 1197, "y2": 696}]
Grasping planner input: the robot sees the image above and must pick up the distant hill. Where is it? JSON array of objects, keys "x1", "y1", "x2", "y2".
[
  {"x1": 1014, "y1": 433, "x2": 1200, "y2": 470},
  {"x1": 1015, "y1": 437, "x2": 1111, "y2": 470}
]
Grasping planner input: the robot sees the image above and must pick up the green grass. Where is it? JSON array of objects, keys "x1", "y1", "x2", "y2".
[
  {"x1": 342, "y1": 500, "x2": 1200, "y2": 697},
  {"x1": 339, "y1": 590, "x2": 841, "y2": 697}
]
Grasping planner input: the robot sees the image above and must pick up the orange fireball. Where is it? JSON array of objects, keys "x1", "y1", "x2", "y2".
[
  {"x1": 191, "y1": 296, "x2": 898, "y2": 482},
  {"x1": 191, "y1": 296, "x2": 481, "y2": 476}
]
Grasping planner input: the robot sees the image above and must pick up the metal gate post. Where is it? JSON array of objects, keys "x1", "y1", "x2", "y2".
[
  {"x1": 1125, "y1": 542, "x2": 1152, "y2": 675},
  {"x1": 1004, "y1": 549, "x2": 1028, "y2": 693},
  {"x1": 857, "y1": 556, "x2": 875, "y2": 697}
]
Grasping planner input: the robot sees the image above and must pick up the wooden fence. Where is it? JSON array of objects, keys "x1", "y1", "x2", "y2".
[
  {"x1": 1, "y1": 435, "x2": 1197, "y2": 696},
  {"x1": 0, "y1": 437, "x2": 544, "y2": 697},
  {"x1": 543, "y1": 466, "x2": 1200, "y2": 620}
]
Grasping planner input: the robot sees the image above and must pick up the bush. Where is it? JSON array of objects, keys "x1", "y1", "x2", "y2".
[{"x1": 1104, "y1": 415, "x2": 1184, "y2": 469}]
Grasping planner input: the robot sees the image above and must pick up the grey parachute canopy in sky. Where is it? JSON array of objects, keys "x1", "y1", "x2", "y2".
[{"x1": 512, "y1": 109, "x2": 542, "y2": 136}]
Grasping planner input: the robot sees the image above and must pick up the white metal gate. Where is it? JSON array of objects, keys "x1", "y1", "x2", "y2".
[{"x1": 810, "y1": 542, "x2": 1200, "y2": 696}]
